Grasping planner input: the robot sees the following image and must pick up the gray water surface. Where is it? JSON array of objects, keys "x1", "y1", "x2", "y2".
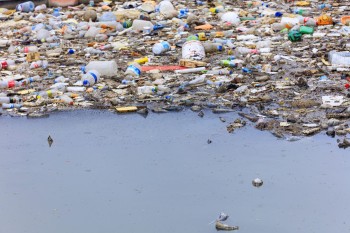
[{"x1": 0, "y1": 110, "x2": 349, "y2": 233}]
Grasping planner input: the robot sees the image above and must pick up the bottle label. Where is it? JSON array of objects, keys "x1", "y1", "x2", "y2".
[
  {"x1": 47, "y1": 90, "x2": 52, "y2": 98},
  {"x1": 8, "y1": 80, "x2": 15, "y2": 88},
  {"x1": 89, "y1": 72, "x2": 98, "y2": 83},
  {"x1": 161, "y1": 42, "x2": 170, "y2": 50},
  {"x1": 127, "y1": 65, "x2": 141, "y2": 76},
  {"x1": 1, "y1": 61, "x2": 8, "y2": 69},
  {"x1": 24, "y1": 47, "x2": 29, "y2": 53}
]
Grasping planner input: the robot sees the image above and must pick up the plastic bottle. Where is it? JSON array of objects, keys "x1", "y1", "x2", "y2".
[
  {"x1": 2, "y1": 103, "x2": 22, "y2": 109},
  {"x1": 206, "y1": 69, "x2": 232, "y2": 75},
  {"x1": 209, "y1": 6, "x2": 225, "y2": 14},
  {"x1": 304, "y1": 17, "x2": 317, "y2": 27},
  {"x1": 121, "y1": 79, "x2": 136, "y2": 85},
  {"x1": 85, "y1": 60, "x2": 118, "y2": 77},
  {"x1": 84, "y1": 47, "x2": 104, "y2": 55},
  {"x1": 54, "y1": 76, "x2": 69, "y2": 83},
  {"x1": 66, "y1": 87, "x2": 86, "y2": 92},
  {"x1": 0, "y1": 80, "x2": 21, "y2": 89},
  {"x1": 30, "y1": 60, "x2": 48, "y2": 69},
  {"x1": 220, "y1": 60, "x2": 236, "y2": 67},
  {"x1": 52, "y1": 8, "x2": 60, "y2": 17},
  {"x1": 137, "y1": 86, "x2": 157, "y2": 95},
  {"x1": 82, "y1": 70, "x2": 100, "y2": 86},
  {"x1": 20, "y1": 75, "x2": 41, "y2": 85},
  {"x1": 188, "y1": 76, "x2": 206, "y2": 85},
  {"x1": 89, "y1": 0, "x2": 94, "y2": 7},
  {"x1": 37, "y1": 89, "x2": 59, "y2": 99},
  {"x1": 299, "y1": 26, "x2": 314, "y2": 34},
  {"x1": 16, "y1": 1, "x2": 35, "y2": 12},
  {"x1": 0, "y1": 60, "x2": 15, "y2": 70},
  {"x1": 235, "y1": 47, "x2": 256, "y2": 56},
  {"x1": 20, "y1": 46, "x2": 39, "y2": 53},
  {"x1": 132, "y1": 19, "x2": 154, "y2": 32},
  {"x1": 152, "y1": 41, "x2": 171, "y2": 55},
  {"x1": 58, "y1": 95, "x2": 74, "y2": 105},
  {"x1": 293, "y1": 8, "x2": 311, "y2": 16},
  {"x1": 133, "y1": 57, "x2": 149, "y2": 65},
  {"x1": 0, "y1": 97, "x2": 21, "y2": 104},
  {"x1": 158, "y1": 0, "x2": 177, "y2": 18},
  {"x1": 35, "y1": 4, "x2": 46, "y2": 11},
  {"x1": 210, "y1": 30, "x2": 234, "y2": 38},
  {"x1": 318, "y1": 4, "x2": 332, "y2": 10},
  {"x1": 328, "y1": 51, "x2": 350, "y2": 66},
  {"x1": 99, "y1": 12, "x2": 117, "y2": 22},
  {"x1": 271, "y1": 23, "x2": 285, "y2": 31},
  {"x1": 37, "y1": 29, "x2": 50, "y2": 41},
  {"x1": 50, "y1": 83, "x2": 67, "y2": 91},
  {"x1": 203, "y1": 42, "x2": 223, "y2": 53},
  {"x1": 125, "y1": 62, "x2": 142, "y2": 78}
]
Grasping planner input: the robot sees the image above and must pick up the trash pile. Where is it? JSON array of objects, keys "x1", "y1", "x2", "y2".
[{"x1": 1, "y1": 0, "x2": 350, "y2": 147}]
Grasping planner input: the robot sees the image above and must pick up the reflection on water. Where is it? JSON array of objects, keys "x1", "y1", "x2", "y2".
[{"x1": 0, "y1": 110, "x2": 349, "y2": 233}]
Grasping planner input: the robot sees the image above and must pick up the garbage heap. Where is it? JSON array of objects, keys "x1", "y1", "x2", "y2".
[{"x1": 1, "y1": 0, "x2": 350, "y2": 144}]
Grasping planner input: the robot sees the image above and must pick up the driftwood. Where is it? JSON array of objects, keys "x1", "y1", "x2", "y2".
[{"x1": 215, "y1": 221, "x2": 239, "y2": 231}]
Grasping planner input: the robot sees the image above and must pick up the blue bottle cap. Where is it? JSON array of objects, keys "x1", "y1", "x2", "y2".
[{"x1": 83, "y1": 80, "x2": 89, "y2": 86}]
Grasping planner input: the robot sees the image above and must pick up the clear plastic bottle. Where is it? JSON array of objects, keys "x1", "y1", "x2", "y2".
[
  {"x1": 16, "y1": 1, "x2": 35, "y2": 12},
  {"x1": 85, "y1": 60, "x2": 118, "y2": 77},
  {"x1": 66, "y1": 87, "x2": 86, "y2": 92},
  {"x1": 0, "y1": 80, "x2": 21, "y2": 89},
  {"x1": 137, "y1": 86, "x2": 157, "y2": 95},
  {"x1": 2, "y1": 103, "x2": 22, "y2": 109},
  {"x1": 20, "y1": 75, "x2": 41, "y2": 85},
  {"x1": 37, "y1": 89, "x2": 59, "y2": 99},
  {"x1": 52, "y1": 8, "x2": 60, "y2": 17},
  {"x1": 0, "y1": 97, "x2": 21, "y2": 104},
  {"x1": 132, "y1": 19, "x2": 154, "y2": 32},
  {"x1": 84, "y1": 47, "x2": 104, "y2": 54},
  {"x1": 37, "y1": 29, "x2": 50, "y2": 41},
  {"x1": 0, "y1": 60, "x2": 15, "y2": 70},
  {"x1": 152, "y1": 41, "x2": 171, "y2": 55},
  {"x1": 203, "y1": 42, "x2": 223, "y2": 53},
  {"x1": 35, "y1": 4, "x2": 46, "y2": 11},
  {"x1": 58, "y1": 95, "x2": 74, "y2": 105},
  {"x1": 82, "y1": 70, "x2": 100, "y2": 86},
  {"x1": 125, "y1": 62, "x2": 142, "y2": 78},
  {"x1": 206, "y1": 69, "x2": 232, "y2": 75},
  {"x1": 54, "y1": 76, "x2": 69, "y2": 83},
  {"x1": 30, "y1": 60, "x2": 48, "y2": 69}
]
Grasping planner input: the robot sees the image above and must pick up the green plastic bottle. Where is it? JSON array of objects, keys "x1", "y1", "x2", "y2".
[
  {"x1": 288, "y1": 30, "x2": 302, "y2": 42},
  {"x1": 299, "y1": 26, "x2": 314, "y2": 34}
]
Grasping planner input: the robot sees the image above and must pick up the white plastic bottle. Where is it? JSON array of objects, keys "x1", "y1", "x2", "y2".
[
  {"x1": 152, "y1": 41, "x2": 171, "y2": 55},
  {"x1": 132, "y1": 19, "x2": 154, "y2": 32},
  {"x1": 21, "y1": 46, "x2": 39, "y2": 53},
  {"x1": 124, "y1": 62, "x2": 142, "y2": 78},
  {"x1": 203, "y1": 42, "x2": 223, "y2": 53},
  {"x1": 85, "y1": 60, "x2": 118, "y2": 77},
  {"x1": 35, "y1": 4, "x2": 47, "y2": 11},
  {"x1": 82, "y1": 70, "x2": 100, "y2": 86}
]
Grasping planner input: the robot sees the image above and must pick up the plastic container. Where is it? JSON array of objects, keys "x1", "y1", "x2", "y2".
[
  {"x1": 82, "y1": 70, "x2": 100, "y2": 86},
  {"x1": 16, "y1": 1, "x2": 35, "y2": 12},
  {"x1": 328, "y1": 51, "x2": 350, "y2": 66},
  {"x1": 281, "y1": 17, "x2": 300, "y2": 27},
  {"x1": 182, "y1": 41, "x2": 205, "y2": 60},
  {"x1": 125, "y1": 62, "x2": 142, "y2": 77},
  {"x1": 21, "y1": 75, "x2": 41, "y2": 85},
  {"x1": 303, "y1": 17, "x2": 317, "y2": 27},
  {"x1": 203, "y1": 42, "x2": 223, "y2": 53},
  {"x1": 220, "y1": 60, "x2": 237, "y2": 67},
  {"x1": 85, "y1": 60, "x2": 118, "y2": 77},
  {"x1": 152, "y1": 41, "x2": 171, "y2": 55}
]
